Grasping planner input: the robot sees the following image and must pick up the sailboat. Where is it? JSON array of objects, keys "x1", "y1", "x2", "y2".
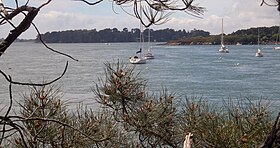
[
  {"x1": 255, "y1": 29, "x2": 263, "y2": 57},
  {"x1": 255, "y1": 49, "x2": 263, "y2": 57},
  {"x1": 129, "y1": 48, "x2": 147, "y2": 64},
  {"x1": 129, "y1": 5, "x2": 146, "y2": 64},
  {"x1": 129, "y1": 28, "x2": 146, "y2": 64},
  {"x1": 144, "y1": 28, "x2": 154, "y2": 59},
  {"x1": 218, "y1": 18, "x2": 229, "y2": 53},
  {"x1": 274, "y1": 26, "x2": 280, "y2": 50}
]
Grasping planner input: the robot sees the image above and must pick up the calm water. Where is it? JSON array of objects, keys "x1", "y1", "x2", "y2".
[{"x1": 0, "y1": 42, "x2": 280, "y2": 110}]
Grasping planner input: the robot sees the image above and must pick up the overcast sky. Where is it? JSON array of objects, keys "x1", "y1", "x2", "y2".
[{"x1": 1, "y1": 0, "x2": 279, "y2": 39}]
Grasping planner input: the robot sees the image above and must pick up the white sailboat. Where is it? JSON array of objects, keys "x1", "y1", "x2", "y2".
[
  {"x1": 255, "y1": 49, "x2": 263, "y2": 57},
  {"x1": 255, "y1": 29, "x2": 263, "y2": 57},
  {"x1": 274, "y1": 26, "x2": 280, "y2": 50},
  {"x1": 129, "y1": 5, "x2": 146, "y2": 64},
  {"x1": 218, "y1": 18, "x2": 229, "y2": 53},
  {"x1": 129, "y1": 33, "x2": 147, "y2": 64},
  {"x1": 144, "y1": 28, "x2": 154, "y2": 59},
  {"x1": 129, "y1": 48, "x2": 147, "y2": 64}
]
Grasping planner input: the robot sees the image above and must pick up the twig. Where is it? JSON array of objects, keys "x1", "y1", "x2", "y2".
[
  {"x1": 32, "y1": 22, "x2": 79, "y2": 61},
  {"x1": 260, "y1": 112, "x2": 280, "y2": 148},
  {"x1": 0, "y1": 61, "x2": 69, "y2": 86},
  {"x1": 74, "y1": 0, "x2": 104, "y2": 5}
]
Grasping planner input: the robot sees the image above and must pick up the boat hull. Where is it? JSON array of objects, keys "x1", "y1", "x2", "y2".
[
  {"x1": 219, "y1": 46, "x2": 229, "y2": 53},
  {"x1": 144, "y1": 52, "x2": 154, "y2": 59},
  {"x1": 129, "y1": 56, "x2": 146, "y2": 64},
  {"x1": 274, "y1": 46, "x2": 280, "y2": 50},
  {"x1": 255, "y1": 49, "x2": 263, "y2": 57},
  {"x1": 255, "y1": 53, "x2": 263, "y2": 57}
]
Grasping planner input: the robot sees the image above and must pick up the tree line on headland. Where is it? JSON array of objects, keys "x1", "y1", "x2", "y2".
[
  {"x1": 36, "y1": 28, "x2": 209, "y2": 43},
  {"x1": 170, "y1": 26, "x2": 280, "y2": 45},
  {"x1": 35, "y1": 26, "x2": 280, "y2": 44}
]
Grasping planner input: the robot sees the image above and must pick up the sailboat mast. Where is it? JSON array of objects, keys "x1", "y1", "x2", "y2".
[
  {"x1": 148, "y1": 27, "x2": 151, "y2": 51},
  {"x1": 258, "y1": 28, "x2": 260, "y2": 48},
  {"x1": 221, "y1": 18, "x2": 224, "y2": 45},
  {"x1": 277, "y1": 26, "x2": 280, "y2": 45},
  {"x1": 139, "y1": 3, "x2": 144, "y2": 51}
]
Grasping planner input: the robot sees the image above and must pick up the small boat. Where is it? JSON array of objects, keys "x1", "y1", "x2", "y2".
[
  {"x1": 275, "y1": 46, "x2": 280, "y2": 50},
  {"x1": 255, "y1": 30, "x2": 263, "y2": 57},
  {"x1": 274, "y1": 26, "x2": 280, "y2": 50},
  {"x1": 129, "y1": 48, "x2": 147, "y2": 64},
  {"x1": 144, "y1": 28, "x2": 154, "y2": 59},
  {"x1": 218, "y1": 18, "x2": 229, "y2": 53},
  {"x1": 219, "y1": 44, "x2": 229, "y2": 53},
  {"x1": 255, "y1": 49, "x2": 263, "y2": 57},
  {"x1": 129, "y1": 6, "x2": 147, "y2": 64},
  {"x1": 144, "y1": 52, "x2": 154, "y2": 59},
  {"x1": 236, "y1": 42, "x2": 242, "y2": 45},
  {"x1": 129, "y1": 55, "x2": 146, "y2": 64}
]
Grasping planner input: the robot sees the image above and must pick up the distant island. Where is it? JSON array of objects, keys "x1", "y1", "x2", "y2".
[
  {"x1": 168, "y1": 26, "x2": 280, "y2": 45},
  {"x1": 35, "y1": 26, "x2": 280, "y2": 45}
]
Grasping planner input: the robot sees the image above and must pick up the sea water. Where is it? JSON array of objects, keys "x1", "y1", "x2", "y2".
[{"x1": 0, "y1": 42, "x2": 280, "y2": 111}]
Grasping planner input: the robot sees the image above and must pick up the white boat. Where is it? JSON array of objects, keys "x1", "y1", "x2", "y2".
[
  {"x1": 129, "y1": 6, "x2": 147, "y2": 64},
  {"x1": 219, "y1": 44, "x2": 229, "y2": 53},
  {"x1": 275, "y1": 46, "x2": 280, "y2": 50},
  {"x1": 255, "y1": 29, "x2": 263, "y2": 57},
  {"x1": 236, "y1": 42, "x2": 242, "y2": 45},
  {"x1": 129, "y1": 48, "x2": 146, "y2": 64},
  {"x1": 218, "y1": 18, "x2": 229, "y2": 53},
  {"x1": 255, "y1": 49, "x2": 263, "y2": 57},
  {"x1": 274, "y1": 26, "x2": 280, "y2": 50},
  {"x1": 144, "y1": 52, "x2": 154, "y2": 59},
  {"x1": 129, "y1": 55, "x2": 146, "y2": 64},
  {"x1": 144, "y1": 28, "x2": 154, "y2": 59}
]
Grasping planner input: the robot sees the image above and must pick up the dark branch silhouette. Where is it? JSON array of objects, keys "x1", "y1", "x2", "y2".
[
  {"x1": 74, "y1": 0, "x2": 103, "y2": 5},
  {"x1": 260, "y1": 112, "x2": 280, "y2": 148},
  {"x1": 0, "y1": 6, "x2": 39, "y2": 57},
  {"x1": 0, "y1": 62, "x2": 68, "y2": 86},
  {"x1": 32, "y1": 22, "x2": 79, "y2": 61},
  {"x1": 260, "y1": 0, "x2": 280, "y2": 11},
  {"x1": 76, "y1": 0, "x2": 205, "y2": 28}
]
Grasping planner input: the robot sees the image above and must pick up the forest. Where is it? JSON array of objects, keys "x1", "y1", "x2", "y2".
[
  {"x1": 36, "y1": 28, "x2": 210, "y2": 43},
  {"x1": 170, "y1": 26, "x2": 280, "y2": 45},
  {"x1": 36, "y1": 26, "x2": 280, "y2": 44}
]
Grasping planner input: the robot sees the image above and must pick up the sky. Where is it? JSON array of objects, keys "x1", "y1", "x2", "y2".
[{"x1": 0, "y1": 0, "x2": 279, "y2": 39}]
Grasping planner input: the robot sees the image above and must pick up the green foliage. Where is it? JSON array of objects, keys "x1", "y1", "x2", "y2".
[
  {"x1": 9, "y1": 85, "x2": 121, "y2": 147},
  {"x1": 180, "y1": 97, "x2": 272, "y2": 147},
  {"x1": 36, "y1": 28, "x2": 210, "y2": 43},
  {"x1": 94, "y1": 61, "x2": 180, "y2": 147},
  {"x1": 169, "y1": 26, "x2": 280, "y2": 45},
  {"x1": 15, "y1": 85, "x2": 67, "y2": 147}
]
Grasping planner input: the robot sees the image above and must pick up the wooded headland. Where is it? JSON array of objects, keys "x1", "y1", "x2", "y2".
[{"x1": 34, "y1": 26, "x2": 280, "y2": 45}]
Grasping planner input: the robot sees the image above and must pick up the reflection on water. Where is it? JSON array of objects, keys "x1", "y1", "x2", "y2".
[{"x1": 1, "y1": 42, "x2": 280, "y2": 111}]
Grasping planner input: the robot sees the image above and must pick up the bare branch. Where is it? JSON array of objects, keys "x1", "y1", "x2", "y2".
[
  {"x1": 260, "y1": 112, "x2": 280, "y2": 148},
  {"x1": 32, "y1": 22, "x2": 79, "y2": 61},
  {"x1": 0, "y1": 0, "x2": 8, "y2": 17},
  {"x1": 38, "y1": 0, "x2": 52, "y2": 9},
  {"x1": 7, "y1": 116, "x2": 110, "y2": 143},
  {"x1": 0, "y1": 6, "x2": 39, "y2": 57},
  {"x1": 260, "y1": 0, "x2": 280, "y2": 12},
  {"x1": 261, "y1": 0, "x2": 279, "y2": 6},
  {"x1": 79, "y1": 0, "x2": 205, "y2": 27},
  {"x1": 0, "y1": 61, "x2": 69, "y2": 86},
  {"x1": 74, "y1": 0, "x2": 104, "y2": 5}
]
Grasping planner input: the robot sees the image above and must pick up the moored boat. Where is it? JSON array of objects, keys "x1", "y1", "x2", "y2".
[{"x1": 218, "y1": 18, "x2": 229, "y2": 53}]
